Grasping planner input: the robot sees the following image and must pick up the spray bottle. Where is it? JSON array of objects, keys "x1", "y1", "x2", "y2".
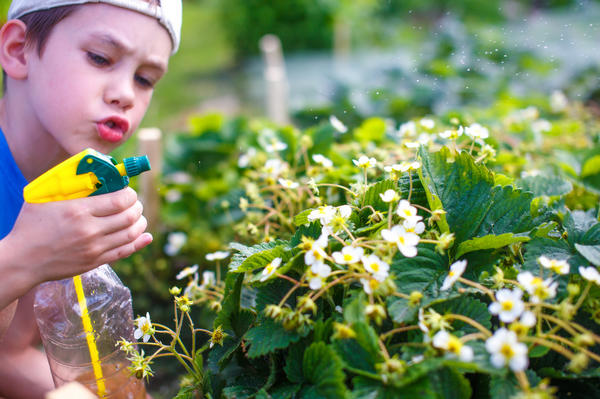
[{"x1": 26, "y1": 148, "x2": 151, "y2": 398}]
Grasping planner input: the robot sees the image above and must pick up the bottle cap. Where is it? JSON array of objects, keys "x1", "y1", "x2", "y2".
[{"x1": 123, "y1": 156, "x2": 151, "y2": 177}]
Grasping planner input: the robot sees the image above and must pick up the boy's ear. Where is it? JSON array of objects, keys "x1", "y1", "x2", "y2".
[{"x1": 0, "y1": 20, "x2": 29, "y2": 80}]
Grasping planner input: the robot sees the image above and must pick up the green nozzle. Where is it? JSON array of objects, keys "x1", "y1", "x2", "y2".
[{"x1": 123, "y1": 156, "x2": 151, "y2": 177}]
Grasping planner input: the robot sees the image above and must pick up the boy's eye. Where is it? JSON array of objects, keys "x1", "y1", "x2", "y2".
[
  {"x1": 135, "y1": 74, "x2": 155, "y2": 89},
  {"x1": 87, "y1": 52, "x2": 110, "y2": 66}
]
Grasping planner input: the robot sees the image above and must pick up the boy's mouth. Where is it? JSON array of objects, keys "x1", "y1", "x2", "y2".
[{"x1": 97, "y1": 117, "x2": 130, "y2": 143}]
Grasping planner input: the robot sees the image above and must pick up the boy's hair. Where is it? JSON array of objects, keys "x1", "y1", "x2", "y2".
[{"x1": 2, "y1": 0, "x2": 162, "y2": 92}]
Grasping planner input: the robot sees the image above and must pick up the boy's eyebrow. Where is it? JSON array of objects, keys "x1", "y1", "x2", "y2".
[{"x1": 89, "y1": 32, "x2": 168, "y2": 73}]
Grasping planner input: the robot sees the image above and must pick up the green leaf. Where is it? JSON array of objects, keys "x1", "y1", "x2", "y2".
[
  {"x1": 332, "y1": 322, "x2": 383, "y2": 377},
  {"x1": 522, "y1": 237, "x2": 579, "y2": 275},
  {"x1": 214, "y1": 273, "x2": 245, "y2": 332},
  {"x1": 418, "y1": 147, "x2": 534, "y2": 245},
  {"x1": 428, "y1": 367, "x2": 472, "y2": 399},
  {"x1": 245, "y1": 317, "x2": 310, "y2": 358},
  {"x1": 351, "y1": 376, "x2": 435, "y2": 399},
  {"x1": 354, "y1": 117, "x2": 387, "y2": 143},
  {"x1": 228, "y1": 240, "x2": 290, "y2": 273},
  {"x1": 291, "y1": 222, "x2": 322, "y2": 246},
  {"x1": 302, "y1": 342, "x2": 349, "y2": 399},
  {"x1": 294, "y1": 209, "x2": 313, "y2": 227},
  {"x1": 269, "y1": 384, "x2": 301, "y2": 399},
  {"x1": 432, "y1": 296, "x2": 492, "y2": 334},
  {"x1": 387, "y1": 297, "x2": 419, "y2": 324},
  {"x1": 284, "y1": 343, "x2": 305, "y2": 384},
  {"x1": 390, "y1": 244, "x2": 449, "y2": 295},
  {"x1": 356, "y1": 179, "x2": 397, "y2": 212},
  {"x1": 582, "y1": 154, "x2": 600, "y2": 178},
  {"x1": 455, "y1": 233, "x2": 530, "y2": 259},
  {"x1": 489, "y1": 370, "x2": 540, "y2": 399},
  {"x1": 517, "y1": 175, "x2": 573, "y2": 198},
  {"x1": 575, "y1": 244, "x2": 600, "y2": 266}
]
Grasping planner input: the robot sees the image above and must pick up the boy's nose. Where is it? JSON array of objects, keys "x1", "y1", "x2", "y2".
[{"x1": 104, "y1": 77, "x2": 135, "y2": 111}]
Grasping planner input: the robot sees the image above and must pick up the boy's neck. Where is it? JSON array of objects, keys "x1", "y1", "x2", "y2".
[{"x1": 0, "y1": 98, "x2": 68, "y2": 182}]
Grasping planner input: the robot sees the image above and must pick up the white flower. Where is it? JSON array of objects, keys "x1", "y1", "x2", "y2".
[
  {"x1": 420, "y1": 118, "x2": 435, "y2": 130},
  {"x1": 439, "y1": 126, "x2": 464, "y2": 140},
  {"x1": 402, "y1": 218, "x2": 425, "y2": 235},
  {"x1": 176, "y1": 264, "x2": 199, "y2": 280},
  {"x1": 164, "y1": 232, "x2": 187, "y2": 256},
  {"x1": 360, "y1": 277, "x2": 380, "y2": 295},
  {"x1": 312, "y1": 154, "x2": 333, "y2": 168},
  {"x1": 263, "y1": 158, "x2": 287, "y2": 178},
  {"x1": 550, "y1": 90, "x2": 568, "y2": 112},
  {"x1": 304, "y1": 233, "x2": 329, "y2": 266},
  {"x1": 485, "y1": 328, "x2": 529, "y2": 372},
  {"x1": 398, "y1": 121, "x2": 417, "y2": 137},
  {"x1": 517, "y1": 271, "x2": 557, "y2": 303},
  {"x1": 238, "y1": 147, "x2": 257, "y2": 168},
  {"x1": 265, "y1": 139, "x2": 287, "y2": 153},
  {"x1": 519, "y1": 310, "x2": 536, "y2": 327},
  {"x1": 531, "y1": 119, "x2": 552, "y2": 135},
  {"x1": 337, "y1": 205, "x2": 352, "y2": 219},
  {"x1": 260, "y1": 257, "x2": 282, "y2": 282},
  {"x1": 330, "y1": 115, "x2": 348, "y2": 133},
  {"x1": 361, "y1": 254, "x2": 390, "y2": 282},
  {"x1": 308, "y1": 205, "x2": 336, "y2": 225},
  {"x1": 379, "y1": 189, "x2": 399, "y2": 203},
  {"x1": 310, "y1": 261, "x2": 332, "y2": 278},
  {"x1": 538, "y1": 256, "x2": 569, "y2": 275},
  {"x1": 278, "y1": 178, "x2": 299, "y2": 189},
  {"x1": 206, "y1": 251, "x2": 230, "y2": 261},
  {"x1": 307, "y1": 269, "x2": 325, "y2": 290},
  {"x1": 332, "y1": 245, "x2": 364, "y2": 265},
  {"x1": 200, "y1": 271, "x2": 216, "y2": 288},
  {"x1": 381, "y1": 225, "x2": 420, "y2": 258},
  {"x1": 440, "y1": 260, "x2": 468, "y2": 291},
  {"x1": 134, "y1": 312, "x2": 154, "y2": 343},
  {"x1": 579, "y1": 266, "x2": 600, "y2": 285},
  {"x1": 432, "y1": 330, "x2": 474, "y2": 362},
  {"x1": 353, "y1": 155, "x2": 377, "y2": 169},
  {"x1": 464, "y1": 123, "x2": 489, "y2": 140},
  {"x1": 489, "y1": 288, "x2": 525, "y2": 323},
  {"x1": 396, "y1": 200, "x2": 423, "y2": 224}
]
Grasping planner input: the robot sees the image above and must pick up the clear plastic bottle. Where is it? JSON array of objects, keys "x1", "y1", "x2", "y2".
[{"x1": 34, "y1": 264, "x2": 146, "y2": 399}]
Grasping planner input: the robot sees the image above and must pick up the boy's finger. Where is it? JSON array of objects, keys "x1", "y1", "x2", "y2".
[
  {"x1": 100, "y1": 232, "x2": 153, "y2": 264},
  {"x1": 97, "y1": 201, "x2": 144, "y2": 235},
  {"x1": 101, "y1": 215, "x2": 148, "y2": 249},
  {"x1": 87, "y1": 187, "x2": 138, "y2": 217}
]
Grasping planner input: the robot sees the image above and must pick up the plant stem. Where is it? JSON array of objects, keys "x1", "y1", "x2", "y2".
[
  {"x1": 443, "y1": 313, "x2": 492, "y2": 337},
  {"x1": 457, "y1": 277, "x2": 496, "y2": 301},
  {"x1": 381, "y1": 325, "x2": 419, "y2": 340},
  {"x1": 521, "y1": 336, "x2": 574, "y2": 360}
]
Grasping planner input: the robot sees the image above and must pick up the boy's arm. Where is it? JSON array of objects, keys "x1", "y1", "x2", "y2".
[{"x1": 0, "y1": 187, "x2": 152, "y2": 310}]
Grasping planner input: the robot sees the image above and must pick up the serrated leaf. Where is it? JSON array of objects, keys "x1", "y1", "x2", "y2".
[
  {"x1": 245, "y1": 317, "x2": 310, "y2": 358},
  {"x1": 294, "y1": 209, "x2": 313, "y2": 227},
  {"x1": 302, "y1": 342, "x2": 349, "y2": 399},
  {"x1": 284, "y1": 343, "x2": 305, "y2": 384},
  {"x1": 214, "y1": 273, "x2": 245, "y2": 332},
  {"x1": 390, "y1": 244, "x2": 449, "y2": 295},
  {"x1": 387, "y1": 297, "x2": 419, "y2": 324},
  {"x1": 269, "y1": 384, "x2": 301, "y2": 399},
  {"x1": 455, "y1": 233, "x2": 530, "y2": 259},
  {"x1": 291, "y1": 222, "x2": 322, "y2": 246},
  {"x1": 432, "y1": 296, "x2": 492, "y2": 334},
  {"x1": 429, "y1": 367, "x2": 472, "y2": 399},
  {"x1": 351, "y1": 376, "x2": 435, "y2": 399},
  {"x1": 356, "y1": 179, "x2": 397, "y2": 211},
  {"x1": 522, "y1": 237, "x2": 581, "y2": 275},
  {"x1": 517, "y1": 175, "x2": 573, "y2": 198},
  {"x1": 564, "y1": 210, "x2": 599, "y2": 246},
  {"x1": 332, "y1": 322, "x2": 383, "y2": 377},
  {"x1": 343, "y1": 292, "x2": 368, "y2": 324},
  {"x1": 229, "y1": 240, "x2": 289, "y2": 272},
  {"x1": 418, "y1": 147, "x2": 534, "y2": 246},
  {"x1": 575, "y1": 244, "x2": 600, "y2": 266},
  {"x1": 489, "y1": 370, "x2": 540, "y2": 399}
]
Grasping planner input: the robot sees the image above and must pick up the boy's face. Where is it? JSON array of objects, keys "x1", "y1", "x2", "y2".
[{"x1": 24, "y1": 3, "x2": 172, "y2": 155}]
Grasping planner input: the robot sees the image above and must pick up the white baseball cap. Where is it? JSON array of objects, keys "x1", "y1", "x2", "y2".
[{"x1": 8, "y1": 0, "x2": 182, "y2": 54}]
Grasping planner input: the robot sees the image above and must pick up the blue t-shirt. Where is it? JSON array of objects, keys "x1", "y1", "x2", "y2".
[{"x1": 0, "y1": 128, "x2": 27, "y2": 239}]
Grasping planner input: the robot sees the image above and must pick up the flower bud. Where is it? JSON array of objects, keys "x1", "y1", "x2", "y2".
[
  {"x1": 300, "y1": 135, "x2": 313, "y2": 149},
  {"x1": 567, "y1": 283, "x2": 580, "y2": 297},
  {"x1": 409, "y1": 291, "x2": 423, "y2": 306},
  {"x1": 297, "y1": 296, "x2": 317, "y2": 315},
  {"x1": 574, "y1": 333, "x2": 595, "y2": 347},
  {"x1": 568, "y1": 352, "x2": 589, "y2": 373},
  {"x1": 365, "y1": 304, "x2": 387, "y2": 325},
  {"x1": 332, "y1": 322, "x2": 356, "y2": 340},
  {"x1": 169, "y1": 286, "x2": 182, "y2": 296},
  {"x1": 264, "y1": 304, "x2": 283, "y2": 319},
  {"x1": 209, "y1": 301, "x2": 222, "y2": 313}
]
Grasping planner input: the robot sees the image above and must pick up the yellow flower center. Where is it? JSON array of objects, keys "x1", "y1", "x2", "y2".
[
  {"x1": 501, "y1": 301, "x2": 514, "y2": 311},
  {"x1": 447, "y1": 337, "x2": 463, "y2": 354},
  {"x1": 500, "y1": 344, "x2": 514, "y2": 359},
  {"x1": 343, "y1": 254, "x2": 353, "y2": 262},
  {"x1": 370, "y1": 263, "x2": 380, "y2": 272}
]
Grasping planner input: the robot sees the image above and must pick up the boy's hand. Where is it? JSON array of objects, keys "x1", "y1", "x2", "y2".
[{"x1": 7, "y1": 187, "x2": 152, "y2": 285}]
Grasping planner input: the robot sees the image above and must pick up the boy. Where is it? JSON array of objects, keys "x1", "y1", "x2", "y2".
[{"x1": 0, "y1": 0, "x2": 181, "y2": 397}]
